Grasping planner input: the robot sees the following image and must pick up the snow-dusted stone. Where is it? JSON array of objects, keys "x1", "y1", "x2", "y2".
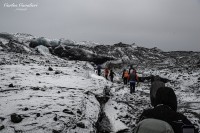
[
  {"x1": 22, "y1": 46, "x2": 31, "y2": 53},
  {"x1": 48, "y1": 67, "x2": 53, "y2": 71},
  {"x1": 10, "y1": 113, "x2": 23, "y2": 123},
  {"x1": 36, "y1": 45, "x2": 51, "y2": 56}
]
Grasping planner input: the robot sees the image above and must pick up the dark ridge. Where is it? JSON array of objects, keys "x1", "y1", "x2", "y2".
[
  {"x1": 0, "y1": 33, "x2": 14, "y2": 40},
  {"x1": 113, "y1": 42, "x2": 133, "y2": 47}
]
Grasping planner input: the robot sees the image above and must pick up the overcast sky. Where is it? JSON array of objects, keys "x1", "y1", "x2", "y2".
[{"x1": 0, "y1": 0, "x2": 200, "y2": 51}]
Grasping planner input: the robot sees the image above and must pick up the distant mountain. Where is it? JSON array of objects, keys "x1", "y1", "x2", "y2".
[{"x1": 0, "y1": 32, "x2": 200, "y2": 69}]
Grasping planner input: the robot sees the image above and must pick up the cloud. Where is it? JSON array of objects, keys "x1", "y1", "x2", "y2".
[{"x1": 0, "y1": 0, "x2": 200, "y2": 51}]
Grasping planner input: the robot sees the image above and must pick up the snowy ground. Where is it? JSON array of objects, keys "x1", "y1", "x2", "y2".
[
  {"x1": 0, "y1": 51, "x2": 111, "y2": 133},
  {"x1": 0, "y1": 51, "x2": 200, "y2": 133}
]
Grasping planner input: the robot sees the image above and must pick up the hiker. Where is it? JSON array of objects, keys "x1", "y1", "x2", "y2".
[
  {"x1": 104, "y1": 67, "x2": 109, "y2": 80},
  {"x1": 129, "y1": 69, "x2": 138, "y2": 93},
  {"x1": 136, "y1": 87, "x2": 198, "y2": 133},
  {"x1": 109, "y1": 69, "x2": 115, "y2": 82},
  {"x1": 97, "y1": 64, "x2": 102, "y2": 76},
  {"x1": 122, "y1": 69, "x2": 129, "y2": 85},
  {"x1": 128, "y1": 65, "x2": 134, "y2": 74},
  {"x1": 150, "y1": 75, "x2": 165, "y2": 107}
]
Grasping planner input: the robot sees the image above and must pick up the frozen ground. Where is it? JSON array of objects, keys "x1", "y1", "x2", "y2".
[
  {"x1": 0, "y1": 51, "x2": 110, "y2": 132},
  {"x1": 0, "y1": 51, "x2": 200, "y2": 133}
]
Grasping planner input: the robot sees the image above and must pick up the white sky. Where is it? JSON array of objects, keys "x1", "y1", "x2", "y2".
[{"x1": 0, "y1": 0, "x2": 200, "y2": 51}]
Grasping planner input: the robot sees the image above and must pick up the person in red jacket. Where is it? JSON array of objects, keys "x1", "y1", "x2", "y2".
[
  {"x1": 104, "y1": 67, "x2": 109, "y2": 80},
  {"x1": 123, "y1": 69, "x2": 129, "y2": 85}
]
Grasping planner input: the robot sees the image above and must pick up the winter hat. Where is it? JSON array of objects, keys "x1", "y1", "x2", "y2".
[{"x1": 155, "y1": 87, "x2": 177, "y2": 111}]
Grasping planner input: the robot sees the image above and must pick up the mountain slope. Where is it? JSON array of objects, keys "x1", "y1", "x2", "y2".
[
  {"x1": 1, "y1": 32, "x2": 200, "y2": 69},
  {"x1": 0, "y1": 32, "x2": 200, "y2": 132}
]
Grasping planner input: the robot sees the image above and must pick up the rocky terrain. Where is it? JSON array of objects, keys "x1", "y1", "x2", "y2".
[{"x1": 0, "y1": 32, "x2": 200, "y2": 133}]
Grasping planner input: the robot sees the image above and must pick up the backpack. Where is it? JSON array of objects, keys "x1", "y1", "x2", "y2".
[
  {"x1": 134, "y1": 118, "x2": 174, "y2": 133},
  {"x1": 105, "y1": 68, "x2": 109, "y2": 75},
  {"x1": 129, "y1": 72, "x2": 137, "y2": 81},
  {"x1": 124, "y1": 71, "x2": 129, "y2": 78},
  {"x1": 171, "y1": 120, "x2": 198, "y2": 133}
]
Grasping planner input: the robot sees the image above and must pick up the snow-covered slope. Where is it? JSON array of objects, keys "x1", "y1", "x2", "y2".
[
  {"x1": 0, "y1": 32, "x2": 200, "y2": 132},
  {"x1": 0, "y1": 51, "x2": 113, "y2": 133},
  {"x1": 1, "y1": 32, "x2": 200, "y2": 68}
]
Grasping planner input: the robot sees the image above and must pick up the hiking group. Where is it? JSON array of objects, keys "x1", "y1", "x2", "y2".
[
  {"x1": 96, "y1": 64, "x2": 139, "y2": 93},
  {"x1": 96, "y1": 64, "x2": 115, "y2": 82},
  {"x1": 95, "y1": 64, "x2": 198, "y2": 133},
  {"x1": 122, "y1": 65, "x2": 139, "y2": 94}
]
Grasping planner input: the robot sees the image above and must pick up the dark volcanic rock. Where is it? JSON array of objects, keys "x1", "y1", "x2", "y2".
[
  {"x1": 197, "y1": 60, "x2": 200, "y2": 67},
  {"x1": 11, "y1": 113, "x2": 23, "y2": 123},
  {"x1": 76, "y1": 122, "x2": 85, "y2": 128},
  {"x1": 23, "y1": 107, "x2": 29, "y2": 111},
  {"x1": 36, "y1": 73, "x2": 40, "y2": 76},
  {"x1": 8, "y1": 83, "x2": 14, "y2": 87},
  {"x1": 63, "y1": 109, "x2": 74, "y2": 115},
  {"x1": 0, "y1": 125, "x2": 5, "y2": 131},
  {"x1": 48, "y1": 67, "x2": 53, "y2": 71},
  {"x1": 52, "y1": 129, "x2": 61, "y2": 133},
  {"x1": 0, "y1": 117, "x2": 5, "y2": 121},
  {"x1": 31, "y1": 87, "x2": 40, "y2": 90},
  {"x1": 36, "y1": 113, "x2": 40, "y2": 117},
  {"x1": 53, "y1": 116, "x2": 57, "y2": 121},
  {"x1": 54, "y1": 45, "x2": 65, "y2": 56},
  {"x1": 55, "y1": 70, "x2": 61, "y2": 74},
  {"x1": 0, "y1": 33, "x2": 14, "y2": 40},
  {"x1": 198, "y1": 77, "x2": 200, "y2": 82},
  {"x1": 53, "y1": 45, "x2": 114, "y2": 64},
  {"x1": 113, "y1": 42, "x2": 132, "y2": 47},
  {"x1": 77, "y1": 110, "x2": 82, "y2": 115}
]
